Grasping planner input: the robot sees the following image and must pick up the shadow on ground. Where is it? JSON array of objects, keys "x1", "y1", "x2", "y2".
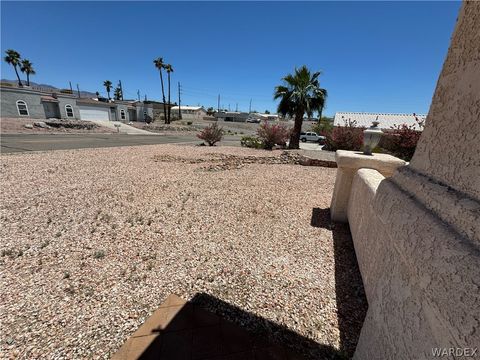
[
  {"x1": 311, "y1": 207, "x2": 368, "y2": 357},
  {"x1": 116, "y1": 208, "x2": 367, "y2": 360}
]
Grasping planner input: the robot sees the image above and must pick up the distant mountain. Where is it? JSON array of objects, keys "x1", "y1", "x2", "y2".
[{"x1": 1, "y1": 79, "x2": 98, "y2": 98}]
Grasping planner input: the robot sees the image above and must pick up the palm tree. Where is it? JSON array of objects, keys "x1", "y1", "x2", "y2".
[
  {"x1": 103, "y1": 80, "x2": 112, "y2": 100},
  {"x1": 20, "y1": 59, "x2": 36, "y2": 86},
  {"x1": 164, "y1": 64, "x2": 174, "y2": 123},
  {"x1": 274, "y1": 65, "x2": 327, "y2": 149},
  {"x1": 4, "y1": 49, "x2": 23, "y2": 86},
  {"x1": 153, "y1": 57, "x2": 168, "y2": 123}
]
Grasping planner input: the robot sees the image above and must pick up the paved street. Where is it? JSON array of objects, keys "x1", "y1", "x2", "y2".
[{"x1": 0, "y1": 134, "x2": 243, "y2": 154}]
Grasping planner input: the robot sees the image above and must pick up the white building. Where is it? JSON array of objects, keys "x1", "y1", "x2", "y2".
[
  {"x1": 171, "y1": 105, "x2": 207, "y2": 120},
  {"x1": 334, "y1": 112, "x2": 427, "y2": 130}
]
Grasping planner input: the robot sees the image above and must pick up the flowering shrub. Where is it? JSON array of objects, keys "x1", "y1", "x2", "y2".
[
  {"x1": 256, "y1": 121, "x2": 290, "y2": 150},
  {"x1": 380, "y1": 116, "x2": 424, "y2": 160},
  {"x1": 323, "y1": 119, "x2": 364, "y2": 151},
  {"x1": 197, "y1": 123, "x2": 223, "y2": 146}
]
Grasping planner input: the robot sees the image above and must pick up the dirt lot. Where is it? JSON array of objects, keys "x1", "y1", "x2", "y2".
[
  {"x1": 0, "y1": 117, "x2": 115, "y2": 134},
  {"x1": 0, "y1": 145, "x2": 366, "y2": 359}
]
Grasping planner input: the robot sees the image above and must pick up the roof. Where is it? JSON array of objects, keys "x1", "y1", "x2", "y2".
[
  {"x1": 171, "y1": 106, "x2": 205, "y2": 111},
  {"x1": 333, "y1": 112, "x2": 427, "y2": 130},
  {"x1": 77, "y1": 98, "x2": 115, "y2": 107}
]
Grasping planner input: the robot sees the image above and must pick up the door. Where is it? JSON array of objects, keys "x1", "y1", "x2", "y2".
[
  {"x1": 110, "y1": 108, "x2": 117, "y2": 121},
  {"x1": 43, "y1": 102, "x2": 60, "y2": 119},
  {"x1": 78, "y1": 106, "x2": 109, "y2": 121}
]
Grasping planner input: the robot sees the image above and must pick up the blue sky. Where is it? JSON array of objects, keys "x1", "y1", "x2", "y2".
[{"x1": 1, "y1": 1, "x2": 460, "y2": 115}]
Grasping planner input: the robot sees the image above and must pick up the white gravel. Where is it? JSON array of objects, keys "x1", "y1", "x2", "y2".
[{"x1": 0, "y1": 144, "x2": 363, "y2": 359}]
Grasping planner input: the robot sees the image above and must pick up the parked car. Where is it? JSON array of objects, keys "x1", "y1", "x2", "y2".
[
  {"x1": 246, "y1": 118, "x2": 261, "y2": 123},
  {"x1": 300, "y1": 132, "x2": 326, "y2": 144}
]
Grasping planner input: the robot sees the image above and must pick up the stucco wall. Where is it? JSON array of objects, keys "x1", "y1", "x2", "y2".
[
  {"x1": 0, "y1": 87, "x2": 80, "y2": 120},
  {"x1": 410, "y1": 2, "x2": 480, "y2": 200},
  {"x1": 0, "y1": 87, "x2": 47, "y2": 118},
  {"x1": 342, "y1": 3, "x2": 480, "y2": 358},
  {"x1": 347, "y1": 169, "x2": 479, "y2": 359}
]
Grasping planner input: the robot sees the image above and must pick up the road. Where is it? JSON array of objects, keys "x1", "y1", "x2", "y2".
[{"x1": 0, "y1": 134, "x2": 243, "y2": 154}]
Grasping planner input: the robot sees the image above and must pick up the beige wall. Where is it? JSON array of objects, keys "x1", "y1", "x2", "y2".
[{"x1": 341, "y1": 3, "x2": 480, "y2": 359}]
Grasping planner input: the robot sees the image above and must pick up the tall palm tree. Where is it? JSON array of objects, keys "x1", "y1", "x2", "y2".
[
  {"x1": 153, "y1": 57, "x2": 168, "y2": 123},
  {"x1": 4, "y1": 49, "x2": 23, "y2": 86},
  {"x1": 274, "y1": 65, "x2": 327, "y2": 149},
  {"x1": 20, "y1": 59, "x2": 36, "y2": 86},
  {"x1": 103, "y1": 80, "x2": 112, "y2": 100},
  {"x1": 164, "y1": 64, "x2": 174, "y2": 123}
]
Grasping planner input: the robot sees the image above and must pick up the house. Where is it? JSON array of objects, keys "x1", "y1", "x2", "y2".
[
  {"x1": 214, "y1": 111, "x2": 249, "y2": 122},
  {"x1": 0, "y1": 83, "x2": 162, "y2": 123},
  {"x1": 334, "y1": 112, "x2": 427, "y2": 130},
  {"x1": 0, "y1": 85, "x2": 80, "y2": 120},
  {"x1": 171, "y1": 105, "x2": 207, "y2": 120}
]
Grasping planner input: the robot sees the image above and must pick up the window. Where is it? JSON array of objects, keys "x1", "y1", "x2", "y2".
[
  {"x1": 120, "y1": 109, "x2": 126, "y2": 120},
  {"x1": 65, "y1": 104, "x2": 74, "y2": 118},
  {"x1": 16, "y1": 100, "x2": 29, "y2": 116}
]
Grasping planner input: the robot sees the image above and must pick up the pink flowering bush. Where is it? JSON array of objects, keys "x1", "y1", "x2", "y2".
[
  {"x1": 197, "y1": 123, "x2": 223, "y2": 146},
  {"x1": 323, "y1": 119, "x2": 364, "y2": 151},
  {"x1": 256, "y1": 121, "x2": 290, "y2": 150}
]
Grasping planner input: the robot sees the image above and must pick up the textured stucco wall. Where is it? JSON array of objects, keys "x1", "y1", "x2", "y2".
[
  {"x1": 410, "y1": 2, "x2": 480, "y2": 200},
  {"x1": 348, "y1": 169, "x2": 479, "y2": 360},
  {"x1": 0, "y1": 87, "x2": 48, "y2": 118},
  {"x1": 343, "y1": 3, "x2": 480, "y2": 358}
]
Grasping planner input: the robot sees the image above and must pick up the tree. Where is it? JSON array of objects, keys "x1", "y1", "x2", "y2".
[
  {"x1": 113, "y1": 87, "x2": 122, "y2": 101},
  {"x1": 20, "y1": 59, "x2": 35, "y2": 86},
  {"x1": 274, "y1": 65, "x2": 327, "y2": 149},
  {"x1": 264, "y1": 110, "x2": 270, "y2": 114},
  {"x1": 103, "y1": 80, "x2": 112, "y2": 100},
  {"x1": 153, "y1": 57, "x2": 168, "y2": 123},
  {"x1": 164, "y1": 64, "x2": 173, "y2": 123},
  {"x1": 4, "y1": 49, "x2": 23, "y2": 86},
  {"x1": 113, "y1": 81, "x2": 122, "y2": 101}
]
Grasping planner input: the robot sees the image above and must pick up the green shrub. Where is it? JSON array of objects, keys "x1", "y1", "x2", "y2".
[{"x1": 240, "y1": 135, "x2": 263, "y2": 149}]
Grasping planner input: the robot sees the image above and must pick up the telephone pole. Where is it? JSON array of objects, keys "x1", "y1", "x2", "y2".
[
  {"x1": 76, "y1": 84, "x2": 81, "y2": 98},
  {"x1": 137, "y1": 90, "x2": 140, "y2": 102},
  {"x1": 69, "y1": 81, "x2": 73, "y2": 93},
  {"x1": 249, "y1": 99, "x2": 252, "y2": 113},
  {"x1": 178, "y1": 82, "x2": 182, "y2": 120},
  {"x1": 235, "y1": 103, "x2": 238, "y2": 112},
  {"x1": 217, "y1": 94, "x2": 220, "y2": 112}
]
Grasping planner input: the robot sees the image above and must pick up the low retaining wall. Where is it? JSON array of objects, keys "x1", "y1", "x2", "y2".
[{"x1": 347, "y1": 169, "x2": 479, "y2": 359}]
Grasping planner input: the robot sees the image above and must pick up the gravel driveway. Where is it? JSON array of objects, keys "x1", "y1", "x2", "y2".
[{"x1": 0, "y1": 145, "x2": 366, "y2": 359}]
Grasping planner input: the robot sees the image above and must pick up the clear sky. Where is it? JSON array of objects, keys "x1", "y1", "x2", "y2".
[{"x1": 1, "y1": 1, "x2": 460, "y2": 115}]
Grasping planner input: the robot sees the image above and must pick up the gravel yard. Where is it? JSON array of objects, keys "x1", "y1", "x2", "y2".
[{"x1": 0, "y1": 145, "x2": 366, "y2": 359}]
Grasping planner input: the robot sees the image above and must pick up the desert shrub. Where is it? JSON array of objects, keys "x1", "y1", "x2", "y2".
[
  {"x1": 380, "y1": 117, "x2": 424, "y2": 161},
  {"x1": 311, "y1": 117, "x2": 334, "y2": 136},
  {"x1": 187, "y1": 121, "x2": 193, "y2": 125},
  {"x1": 197, "y1": 123, "x2": 223, "y2": 146},
  {"x1": 240, "y1": 135, "x2": 263, "y2": 149},
  {"x1": 256, "y1": 121, "x2": 290, "y2": 150},
  {"x1": 323, "y1": 119, "x2": 364, "y2": 151}
]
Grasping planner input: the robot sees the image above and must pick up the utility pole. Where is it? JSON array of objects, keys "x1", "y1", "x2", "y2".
[
  {"x1": 217, "y1": 94, "x2": 220, "y2": 113},
  {"x1": 119, "y1": 80, "x2": 124, "y2": 101},
  {"x1": 76, "y1": 84, "x2": 81, "y2": 98},
  {"x1": 69, "y1": 81, "x2": 73, "y2": 93},
  {"x1": 228, "y1": 104, "x2": 230, "y2": 111},
  {"x1": 144, "y1": 94, "x2": 147, "y2": 102},
  {"x1": 178, "y1": 82, "x2": 182, "y2": 120},
  {"x1": 235, "y1": 103, "x2": 238, "y2": 112},
  {"x1": 249, "y1": 99, "x2": 252, "y2": 113},
  {"x1": 137, "y1": 90, "x2": 140, "y2": 102}
]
